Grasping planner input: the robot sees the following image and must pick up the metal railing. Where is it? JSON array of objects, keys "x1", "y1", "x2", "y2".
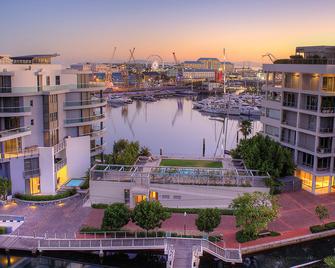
[
  {"x1": 64, "y1": 114, "x2": 105, "y2": 125},
  {"x1": 64, "y1": 98, "x2": 106, "y2": 107},
  {"x1": 0, "y1": 83, "x2": 106, "y2": 94},
  {"x1": 274, "y1": 58, "x2": 335, "y2": 65},
  {"x1": 0, "y1": 107, "x2": 31, "y2": 113},
  {"x1": 79, "y1": 128, "x2": 106, "y2": 138},
  {"x1": 0, "y1": 147, "x2": 39, "y2": 162},
  {"x1": 53, "y1": 140, "x2": 66, "y2": 154},
  {"x1": 23, "y1": 168, "x2": 40, "y2": 178},
  {"x1": 0, "y1": 126, "x2": 31, "y2": 139},
  {"x1": 55, "y1": 159, "x2": 67, "y2": 172}
]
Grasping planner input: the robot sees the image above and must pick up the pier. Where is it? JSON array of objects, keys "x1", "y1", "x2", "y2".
[{"x1": 0, "y1": 232, "x2": 242, "y2": 267}]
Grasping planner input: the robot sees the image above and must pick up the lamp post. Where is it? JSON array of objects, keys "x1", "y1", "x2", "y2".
[{"x1": 184, "y1": 212, "x2": 187, "y2": 236}]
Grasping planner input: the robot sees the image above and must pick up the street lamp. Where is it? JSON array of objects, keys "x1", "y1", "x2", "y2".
[{"x1": 184, "y1": 211, "x2": 187, "y2": 236}]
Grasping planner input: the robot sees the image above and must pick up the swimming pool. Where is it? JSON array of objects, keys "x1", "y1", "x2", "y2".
[{"x1": 65, "y1": 179, "x2": 84, "y2": 187}]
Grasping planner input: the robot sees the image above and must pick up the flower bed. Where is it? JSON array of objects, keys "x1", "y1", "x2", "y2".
[{"x1": 14, "y1": 189, "x2": 77, "y2": 202}]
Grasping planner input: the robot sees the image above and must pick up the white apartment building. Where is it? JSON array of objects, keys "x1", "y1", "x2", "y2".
[
  {"x1": 0, "y1": 54, "x2": 107, "y2": 195},
  {"x1": 261, "y1": 46, "x2": 335, "y2": 194}
]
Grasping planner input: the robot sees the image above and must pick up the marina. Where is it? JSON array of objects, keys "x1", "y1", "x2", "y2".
[{"x1": 104, "y1": 97, "x2": 262, "y2": 156}]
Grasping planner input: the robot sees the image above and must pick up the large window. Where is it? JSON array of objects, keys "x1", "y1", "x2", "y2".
[
  {"x1": 295, "y1": 169, "x2": 313, "y2": 191},
  {"x1": 315, "y1": 176, "x2": 330, "y2": 194},
  {"x1": 322, "y1": 76, "x2": 335, "y2": 92},
  {"x1": 0, "y1": 75, "x2": 11, "y2": 92},
  {"x1": 266, "y1": 108, "x2": 280, "y2": 120},
  {"x1": 265, "y1": 125, "x2": 279, "y2": 137}
]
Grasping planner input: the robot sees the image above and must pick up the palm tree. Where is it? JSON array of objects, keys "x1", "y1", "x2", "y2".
[{"x1": 239, "y1": 120, "x2": 252, "y2": 140}]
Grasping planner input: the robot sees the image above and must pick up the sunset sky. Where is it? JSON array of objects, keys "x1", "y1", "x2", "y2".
[{"x1": 1, "y1": 0, "x2": 335, "y2": 65}]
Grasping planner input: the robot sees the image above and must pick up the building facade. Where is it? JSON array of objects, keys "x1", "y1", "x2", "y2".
[
  {"x1": 183, "y1": 58, "x2": 234, "y2": 72},
  {"x1": 0, "y1": 54, "x2": 107, "y2": 195},
  {"x1": 261, "y1": 46, "x2": 335, "y2": 194}
]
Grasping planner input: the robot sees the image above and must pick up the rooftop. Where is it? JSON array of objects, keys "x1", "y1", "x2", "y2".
[{"x1": 10, "y1": 53, "x2": 60, "y2": 64}]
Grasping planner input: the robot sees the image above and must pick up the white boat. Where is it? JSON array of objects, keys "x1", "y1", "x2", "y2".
[{"x1": 240, "y1": 106, "x2": 261, "y2": 116}]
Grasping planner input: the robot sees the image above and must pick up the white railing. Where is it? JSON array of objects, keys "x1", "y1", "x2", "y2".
[
  {"x1": 53, "y1": 140, "x2": 66, "y2": 154},
  {"x1": 0, "y1": 126, "x2": 31, "y2": 139}
]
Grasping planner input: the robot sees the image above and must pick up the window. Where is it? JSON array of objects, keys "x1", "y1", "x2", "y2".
[
  {"x1": 0, "y1": 75, "x2": 11, "y2": 92},
  {"x1": 29, "y1": 177, "x2": 40, "y2": 195},
  {"x1": 31, "y1": 119, "x2": 34, "y2": 126},
  {"x1": 46, "y1": 76, "x2": 50, "y2": 86},
  {"x1": 173, "y1": 195, "x2": 181, "y2": 200},
  {"x1": 124, "y1": 189, "x2": 130, "y2": 204},
  {"x1": 266, "y1": 108, "x2": 280, "y2": 120},
  {"x1": 55, "y1": 76, "x2": 60, "y2": 85},
  {"x1": 265, "y1": 125, "x2": 279, "y2": 137},
  {"x1": 134, "y1": 194, "x2": 146, "y2": 204},
  {"x1": 149, "y1": 191, "x2": 158, "y2": 201},
  {"x1": 30, "y1": 100, "x2": 33, "y2": 107},
  {"x1": 162, "y1": 195, "x2": 170, "y2": 199},
  {"x1": 295, "y1": 169, "x2": 313, "y2": 191},
  {"x1": 315, "y1": 176, "x2": 330, "y2": 194}
]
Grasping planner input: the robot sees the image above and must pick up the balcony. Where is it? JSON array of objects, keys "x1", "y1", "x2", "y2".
[
  {"x1": 0, "y1": 126, "x2": 31, "y2": 142},
  {"x1": 91, "y1": 144, "x2": 105, "y2": 156},
  {"x1": 0, "y1": 147, "x2": 39, "y2": 163},
  {"x1": 317, "y1": 147, "x2": 332, "y2": 154},
  {"x1": 55, "y1": 158, "x2": 67, "y2": 172},
  {"x1": 0, "y1": 83, "x2": 106, "y2": 94},
  {"x1": 274, "y1": 58, "x2": 335, "y2": 65},
  {"x1": 79, "y1": 127, "x2": 106, "y2": 139},
  {"x1": 0, "y1": 106, "x2": 31, "y2": 116},
  {"x1": 63, "y1": 98, "x2": 106, "y2": 110},
  {"x1": 23, "y1": 168, "x2": 40, "y2": 179},
  {"x1": 64, "y1": 114, "x2": 105, "y2": 127}
]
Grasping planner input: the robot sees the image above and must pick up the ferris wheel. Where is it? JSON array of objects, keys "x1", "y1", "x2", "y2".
[{"x1": 146, "y1": 54, "x2": 164, "y2": 70}]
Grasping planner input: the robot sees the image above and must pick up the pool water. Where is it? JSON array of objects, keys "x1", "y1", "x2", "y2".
[{"x1": 65, "y1": 179, "x2": 84, "y2": 187}]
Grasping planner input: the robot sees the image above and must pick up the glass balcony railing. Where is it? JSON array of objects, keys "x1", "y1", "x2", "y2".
[
  {"x1": 0, "y1": 126, "x2": 31, "y2": 139},
  {"x1": 0, "y1": 83, "x2": 106, "y2": 94},
  {"x1": 64, "y1": 98, "x2": 106, "y2": 107},
  {"x1": 79, "y1": 127, "x2": 106, "y2": 138},
  {"x1": 0, "y1": 107, "x2": 31, "y2": 113},
  {"x1": 64, "y1": 114, "x2": 105, "y2": 125}
]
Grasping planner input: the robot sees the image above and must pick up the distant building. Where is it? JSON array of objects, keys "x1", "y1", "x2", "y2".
[
  {"x1": 183, "y1": 58, "x2": 234, "y2": 72},
  {"x1": 261, "y1": 45, "x2": 335, "y2": 194},
  {"x1": 182, "y1": 69, "x2": 216, "y2": 81},
  {"x1": 0, "y1": 54, "x2": 106, "y2": 195}
]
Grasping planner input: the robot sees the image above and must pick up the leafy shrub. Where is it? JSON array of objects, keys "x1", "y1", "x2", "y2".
[
  {"x1": 14, "y1": 189, "x2": 76, "y2": 201},
  {"x1": 196, "y1": 208, "x2": 221, "y2": 233},
  {"x1": 102, "y1": 203, "x2": 131, "y2": 230},
  {"x1": 80, "y1": 179, "x2": 89, "y2": 190},
  {"x1": 325, "y1": 222, "x2": 335, "y2": 229},
  {"x1": 0, "y1": 226, "x2": 7, "y2": 235},
  {"x1": 236, "y1": 229, "x2": 280, "y2": 243}
]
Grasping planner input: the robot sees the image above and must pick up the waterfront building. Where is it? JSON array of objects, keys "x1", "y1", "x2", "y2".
[
  {"x1": 183, "y1": 58, "x2": 234, "y2": 72},
  {"x1": 182, "y1": 69, "x2": 216, "y2": 81},
  {"x1": 0, "y1": 54, "x2": 107, "y2": 195},
  {"x1": 261, "y1": 46, "x2": 335, "y2": 194}
]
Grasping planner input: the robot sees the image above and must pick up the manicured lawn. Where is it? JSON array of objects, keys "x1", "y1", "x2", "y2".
[{"x1": 159, "y1": 159, "x2": 222, "y2": 168}]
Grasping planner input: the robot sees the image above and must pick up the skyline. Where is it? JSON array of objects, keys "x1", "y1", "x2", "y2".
[{"x1": 1, "y1": 0, "x2": 335, "y2": 65}]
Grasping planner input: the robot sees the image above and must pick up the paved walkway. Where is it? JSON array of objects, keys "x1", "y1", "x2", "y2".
[
  {"x1": 3, "y1": 190, "x2": 335, "y2": 254},
  {"x1": 83, "y1": 190, "x2": 335, "y2": 249}
]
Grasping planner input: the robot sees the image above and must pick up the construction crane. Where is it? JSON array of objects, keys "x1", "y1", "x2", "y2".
[
  {"x1": 105, "y1": 47, "x2": 117, "y2": 83},
  {"x1": 128, "y1": 48, "x2": 136, "y2": 64},
  {"x1": 172, "y1": 51, "x2": 183, "y2": 86},
  {"x1": 262, "y1": 53, "x2": 277, "y2": 63}
]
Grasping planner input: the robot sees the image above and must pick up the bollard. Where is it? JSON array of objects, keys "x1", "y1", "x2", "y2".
[{"x1": 202, "y1": 138, "x2": 205, "y2": 157}]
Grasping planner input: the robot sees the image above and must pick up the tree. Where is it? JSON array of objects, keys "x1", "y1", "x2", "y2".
[
  {"x1": 132, "y1": 200, "x2": 171, "y2": 232},
  {"x1": 195, "y1": 208, "x2": 221, "y2": 233},
  {"x1": 315, "y1": 205, "x2": 329, "y2": 225},
  {"x1": 102, "y1": 203, "x2": 131, "y2": 230},
  {"x1": 230, "y1": 192, "x2": 278, "y2": 241},
  {"x1": 139, "y1": 146, "x2": 151, "y2": 157},
  {"x1": 0, "y1": 177, "x2": 11, "y2": 201},
  {"x1": 230, "y1": 134, "x2": 295, "y2": 179},
  {"x1": 239, "y1": 120, "x2": 252, "y2": 140},
  {"x1": 324, "y1": 256, "x2": 335, "y2": 268},
  {"x1": 105, "y1": 139, "x2": 140, "y2": 165}
]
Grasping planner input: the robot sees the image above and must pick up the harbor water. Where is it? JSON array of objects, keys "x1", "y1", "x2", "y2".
[{"x1": 104, "y1": 97, "x2": 262, "y2": 156}]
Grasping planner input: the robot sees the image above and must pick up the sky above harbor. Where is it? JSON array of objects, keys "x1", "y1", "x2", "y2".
[{"x1": 1, "y1": 0, "x2": 335, "y2": 65}]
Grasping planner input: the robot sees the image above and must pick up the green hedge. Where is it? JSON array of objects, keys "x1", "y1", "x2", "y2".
[
  {"x1": 0, "y1": 227, "x2": 7, "y2": 235},
  {"x1": 236, "y1": 230, "x2": 280, "y2": 243},
  {"x1": 14, "y1": 189, "x2": 76, "y2": 201},
  {"x1": 92, "y1": 203, "x2": 109, "y2": 209},
  {"x1": 310, "y1": 222, "x2": 335, "y2": 233},
  {"x1": 91, "y1": 204, "x2": 234, "y2": 215}
]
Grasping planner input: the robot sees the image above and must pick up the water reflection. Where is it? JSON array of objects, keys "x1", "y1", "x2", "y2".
[{"x1": 105, "y1": 97, "x2": 262, "y2": 156}]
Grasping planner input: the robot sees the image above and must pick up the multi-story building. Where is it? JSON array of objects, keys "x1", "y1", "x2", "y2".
[
  {"x1": 261, "y1": 46, "x2": 335, "y2": 194},
  {"x1": 0, "y1": 54, "x2": 107, "y2": 195},
  {"x1": 183, "y1": 58, "x2": 234, "y2": 72},
  {"x1": 182, "y1": 69, "x2": 216, "y2": 81}
]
